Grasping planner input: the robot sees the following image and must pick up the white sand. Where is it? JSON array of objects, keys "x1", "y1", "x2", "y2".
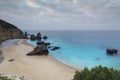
[{"x1": 0, "y1": 39, "x2": 76, "y2": 80}]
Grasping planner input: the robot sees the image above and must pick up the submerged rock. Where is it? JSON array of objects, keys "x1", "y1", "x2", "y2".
[
  {"x1": 106, "y1": 49, "x2": 118, "y2": 55},
  {"x1": 48, "y1": 46, "x2": 60, "y2": 51},
  {"x1": 36, "y1": 41, "x2": 51, "y2": 46}
]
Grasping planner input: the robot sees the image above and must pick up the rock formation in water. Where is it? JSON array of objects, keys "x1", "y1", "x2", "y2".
[
  {"x1": 36, "y1": 41, "x2": 51, "y2": 46},
  {"x1": 106, "y1": 49, "x2": 118, "y2": 55},
  {"x1": 30, "y1": 34, "x2": 36, "y2": 41},
  {"x1": 48, "y1": 46, "x2": 60, "y2": 51},
  {"x1": 43, "y1": 35, "x2": 48, "y2": 40},
  {"x1": 24, "y1": 31, "x2": 28, "y2": 39},
  {"x1": 0, "y1": 19, "x2": 24, "y2": 42},
  {"x1": 30, "y1": 32, "x2": 42, "y2": 41},
  {"x1": 27, "y1": 42, "x2": 49, "y2": 56},
  {"x1": 36, "y1": 32, "x2": 42, "y2": 41}
]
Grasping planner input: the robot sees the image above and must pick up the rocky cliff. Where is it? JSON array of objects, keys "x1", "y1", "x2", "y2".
[{"x1": 0, "y1": 19, "x2": 24, "y2": 42}]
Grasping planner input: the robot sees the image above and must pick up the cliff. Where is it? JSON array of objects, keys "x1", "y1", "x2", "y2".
[{"x1": 0, "y1": 19, "x2": 24, "y2": 42}]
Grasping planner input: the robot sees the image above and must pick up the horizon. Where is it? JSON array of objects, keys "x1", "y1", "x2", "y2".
[{"x1": 0, "y1": 0, "x2": 120, "y2": 30}]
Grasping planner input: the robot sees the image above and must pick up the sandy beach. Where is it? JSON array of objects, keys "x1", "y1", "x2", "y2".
[{"x1": 0, "y1": 39, "x2": 76, "y2": 80}]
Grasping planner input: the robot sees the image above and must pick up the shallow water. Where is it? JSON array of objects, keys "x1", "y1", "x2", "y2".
[
  {"x1": 27, "y1": 30, "x2": 120, "y2": 69},
  {"x1": 0, "y1": 39, "x2": 19, "y2": 48}
]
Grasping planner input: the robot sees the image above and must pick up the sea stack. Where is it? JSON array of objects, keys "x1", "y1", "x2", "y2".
[
  {"x1": 106, "y1": 49, "x2": 118, "y2": 55},
  {"x1": 27, "y1": 42, "x2": 49, "y2": 56}
]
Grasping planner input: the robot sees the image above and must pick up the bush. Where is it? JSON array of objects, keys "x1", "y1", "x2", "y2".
[
  {"x1": 73, "y1": 65, "x2": 120, "y2": 80},
  {"x1": 0, "y1": 76, "x2": 13, "y2": 80}
]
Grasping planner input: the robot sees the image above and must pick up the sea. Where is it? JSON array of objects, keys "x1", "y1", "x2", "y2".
[{"x1": 27, "y1": 30, "x2": 120, "y2": 70}]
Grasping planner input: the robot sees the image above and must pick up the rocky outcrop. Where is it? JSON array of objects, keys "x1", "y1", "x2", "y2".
[
  {"x1": 36, "y1": 32, "x2": 42, "y2": 41},
  {"x1": 48, "y1": 46, "x2": 60, "y2": 51},
  {"x1": 106, "y1": 49, "x2": 118, "y2": 55},
  {"x1": 30, "y1": 34, "x2": 36, "y2": 41},
  {"x1": 43, "y1": 35, "x2": 48, "y2": 40},
  {"x1": 0, "y1": 19, "x2": 24, "y2": 42},
  {"x1": 36, "y1": 41, "x2": 51, "y2": 46},
  {"x1": 30, "y1": 32, "x2": 42, "y2": 41},
  {"x1": 27, "y1": 42, "x2": 49, "y2": 56}
]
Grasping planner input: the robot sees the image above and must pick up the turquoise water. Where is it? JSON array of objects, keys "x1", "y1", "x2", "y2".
[{"x1": 27, "y1": 30, "x2": 120, "y2": 69}]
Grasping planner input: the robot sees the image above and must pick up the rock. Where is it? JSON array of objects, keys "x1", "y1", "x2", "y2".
[
  {"x1": 36, "y1": 41, "x2": 51, "y2": 46},
  {"x1": 44, "y1": 42, "x2": 51, "y2": 46},
  {"x1": 0, "y1": 51, "x2": 2, "y2": 55},
  {"x1": 24, "y1": 31, "x2": 28, "y2": 39},
  {"x1": 30, "y1": 34, "x2": 36, "y2": 41},
  {"x1": 8, "y1": 59, "x2": 15, "y2": 62},
  {"x1": 36, "y1": 41, "x2": 41, "y2": 45},
  {"x1": 43, "y1": 35, "x2": 48, "y2": 40},
  {"x1": 27, "y1": 42, "x2": 49, "y2": 56},
  {"x1": 50, "y1": 46, "x2": 60, "y2": 51},
  {"x1": 0, "y1": 19, "x2": 24, "y2": 42},
  {"x1": 106, "y1": 49, "x2": 118, "y2": 55},
  {"x1": 36, "y1": 32, "x2": 42, "y2": 41}
]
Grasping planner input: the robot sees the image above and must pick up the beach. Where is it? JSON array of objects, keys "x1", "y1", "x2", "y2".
[{"x1": 0, "y1": 39, "x2": 76, "y2": 80}]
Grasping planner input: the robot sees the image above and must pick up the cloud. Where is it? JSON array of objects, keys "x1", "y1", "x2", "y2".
[
  {"x1": 25, "y1": 0, "x2": 40, "y2": 8},
  {"x1": 0, "y1": 0, "x2": 120, "y2": 30}
]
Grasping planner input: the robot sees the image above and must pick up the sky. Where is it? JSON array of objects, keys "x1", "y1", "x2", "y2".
[{"x1": 0, "y1": 0, "x2": 120, "y2": 30}]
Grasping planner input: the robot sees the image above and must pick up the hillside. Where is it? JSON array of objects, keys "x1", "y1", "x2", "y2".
[{"x1": 0, "y1": 19, "x2": 24, "y2": 42}]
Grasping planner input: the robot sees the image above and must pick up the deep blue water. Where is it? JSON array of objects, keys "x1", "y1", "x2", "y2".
[{"x1": 27, "y1": 30, "x2": 120, "y2": 69}]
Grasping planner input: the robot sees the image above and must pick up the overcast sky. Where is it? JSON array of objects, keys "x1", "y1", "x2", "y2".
[{"x1": 0, "y1": 0, "x2": 120, "y2": 30}]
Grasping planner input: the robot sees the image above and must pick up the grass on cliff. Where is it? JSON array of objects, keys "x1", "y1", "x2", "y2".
[{"x1": 73, "y1": 65, "x2": 120, "y2": 80}]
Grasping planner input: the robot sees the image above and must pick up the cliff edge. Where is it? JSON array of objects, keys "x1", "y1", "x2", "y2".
[{"x1": 0, "y1": 19, "x2": 24, "y2": 42}]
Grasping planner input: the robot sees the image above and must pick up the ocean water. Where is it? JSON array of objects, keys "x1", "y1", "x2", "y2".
[{"x1": 27, "y1": 30, "x2": 120, "y2": 69}]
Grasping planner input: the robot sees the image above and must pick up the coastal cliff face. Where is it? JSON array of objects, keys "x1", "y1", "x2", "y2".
[{"x1": 0, "y1": 19, "x2": 24, "y2": 42}]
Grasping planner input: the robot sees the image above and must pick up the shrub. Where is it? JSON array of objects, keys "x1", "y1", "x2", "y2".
[
  {"x1": 73, "y1": 65, "x2": 120, "y2": 80},
  {"x1": 0, "y1": 76, "x2": 13, "y2": 80}
]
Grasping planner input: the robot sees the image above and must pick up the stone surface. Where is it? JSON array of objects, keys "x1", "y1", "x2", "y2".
[
  {"x1": 30, "y1": 34, "x2": 36, "y2": 41},
  {"x1": 106, "y1": 49, "x2": 118, "y2": 55},
  {"x1": 0, "y1": 19, "x2": 24, "y2": 42},
  {"x1": 36, "y1": 32, "x2": 42, "y2": 41},
  {"x1": 27, "y1": 42, "x2": 49, "y2": 56},
  {"x1": 48, "y1": 46, "x2": 60, "y2": 51},
  {"x1": 43, "y1": 35, "x2": 48, "y2": 40}
]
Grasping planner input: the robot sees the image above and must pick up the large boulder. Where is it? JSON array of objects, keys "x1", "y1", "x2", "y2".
[
  {"x1": 36, "y1": 41, "x2": 51, "y2": 46},
  {"x1": 30, "y1": 34, "x2": 36, "y2": 41},
  {"x1": 106, "y1": 49, "x2": 118, "y2": 55},
  {"x1": 43, "y1": 35, "x2": 48, "y2": 40},
  {"x1": 27, "y1": 42, "x2": 49, "y2": 56},
  {"x1": 24, "y1": 31, "x2": 28, "y2": 39},
  {"x1": 36, "y1": 32, "x2": 42, "y2": 41}
]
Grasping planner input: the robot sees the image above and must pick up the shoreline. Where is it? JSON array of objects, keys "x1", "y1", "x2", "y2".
[
  {"x1": 48, "y1": 55, "x2": 83, "y2": 71},
  {"x1": 0, "y1": 39, "x2": 77, "y2": 80},
  {"x1": 24, "y1": 39, "x2": 83, "y2": 71}
]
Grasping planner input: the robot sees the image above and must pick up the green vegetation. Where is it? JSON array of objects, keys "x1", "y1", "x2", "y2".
[
  {"x1": 73, "y1": 65, "x2": 120, "y2": 80},
  {"x1": 0, "y1": 76, "x2": 14, "y2": 80}
]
